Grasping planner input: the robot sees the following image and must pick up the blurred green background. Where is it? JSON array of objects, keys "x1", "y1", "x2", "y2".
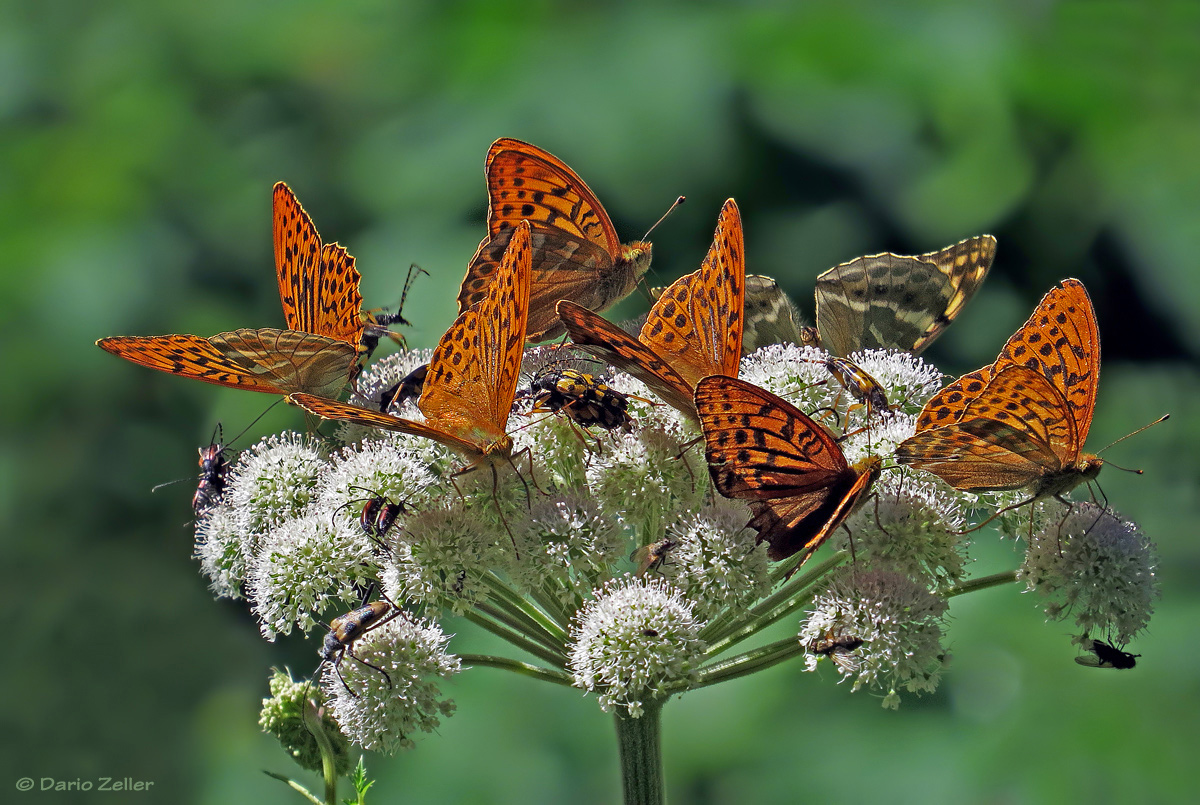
[{"x1": 4, "y1": 1, "x2": 1198, "y2": 802}]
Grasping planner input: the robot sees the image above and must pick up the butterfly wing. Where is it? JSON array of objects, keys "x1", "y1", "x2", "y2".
[
  {"x1": 815, "y1": 235, "x2": 995, "y2": 357},
  {"x1": 640, "y1": 199, "x2": 745, "y2": 386},
  {"x1": 557, "y1": 300, "x2": 695, "y2": 415},
  {"x1": 97, "y1": 333, "x2": 289, "y2": 394},
  {"x1": 990, "y1": 278, "x2": 1099, "y2": 449},
  {"x1": 915, "y1": 278, "x2": 1098, "y2": 443},
  {"x1": 694, "y1": 375, "x2": 870, "y2": 561},
  {"x1": 287, "y1": 393, "x2": 482, "y2": 458},
  {"x1": 911, "y1": 235, "x2": 996, "y2": 353},
  {"x1": 207, "y1": 328, "x2": 358, "y2": 398},
  {"x1": 896, "y1": 365, "x2": 1076, "y2": 491},
  {"x1": 272, "y1": 183, "x2": 365, "y2": 345},
  {"x1": 419, "y1": 220, "x2": 532, "y2": 447},
  {"x1": 741, "y1": 274, "x2": 807, "y2": 354},
  {"x1": 459, "y1": 139, "x2": 650, "y2": 341}
]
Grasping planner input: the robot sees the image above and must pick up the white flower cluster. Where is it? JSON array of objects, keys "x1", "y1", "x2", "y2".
[
  {"x1": 191, "y1": 342, "x2": 1158, "y2": 739},
  {"x1": 1019, "y1": 501, "x2": 1159, "y2": 645}
]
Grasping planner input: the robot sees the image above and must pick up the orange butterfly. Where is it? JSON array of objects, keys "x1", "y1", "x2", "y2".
[
  {"x1": 895, "y1": 279, "x2": 1103, "y2": 498},
  {"x1": 289, "y1": 220, "x2": 532, "y2": 471},
  {"x1": 694, "y1": 375, "x2": 882, "y2": 567},
  {"x1": 556, "y1": 199, "x2": 745, "y2": 419},
  {"x1": 97, "y1": 183, "x2": 381, "y2": 397},
  {"x1": 459, "y1": 138, "x2": 653, "y2": 343}
]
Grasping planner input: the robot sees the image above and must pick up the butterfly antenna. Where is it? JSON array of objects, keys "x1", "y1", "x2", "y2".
[
  {"x1": 226, "y1": 398, "x2": 286, "y2": 450},
  {"x1": 1096, "y1": 414, "x2": 1169, "y2": 456},
  {"x1": 640, "y1": 195, "x2": 685, "y2": 241}
]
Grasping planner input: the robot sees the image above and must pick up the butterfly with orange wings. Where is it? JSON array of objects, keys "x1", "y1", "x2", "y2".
[
  {"x1": 557, "y1": 199, "x2": 745, "y2": 419},
  {"x1": 98, "y1": 183, "x2": 397, "y2": 397},
  {"x1": 290, "y1": 220, "x2": 532, "y2": 475},
  {"x1": 894, "y1": 279, "x2": 1107, "y2": 500},
  {"x1": 694, "y1": 375, "x2": 882, "y2": 571},
  {"x1": 459, "y1": 138, "x2": 656, "y2": 343}
]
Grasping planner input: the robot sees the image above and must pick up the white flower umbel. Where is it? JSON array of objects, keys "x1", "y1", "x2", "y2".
[
  {"x1": 800, "y1": 567, "x2": 949, "y2": 709},
  {"x1": 569, "y1": 577, "x2": 706, "y2": 716},
  {"x1": 738, "y1": 344, "x2": 832, "y2": 412},
  {"x1": 323, "y1": 614, "x2": 461, "y2": 754},
  {"x1": 248, "y1": 513, "x2": 380, "y2": 640},
  {"x1": 383, "y1": 496, "x2": 511, "y2": 615},
  {"x1": 509, "y1": 493, "x2": 627, "y2": 606},
  {"x1": 226, "y1": 432, "x2": 327, "y2": 541},
  {"x1": 1019, "y1": 501, "x2": 1159, "y2": 644},
  {"x1": 659, "y1": 499, "x2": 772, "y2": 620},
  {"x1": 835, "y1": 466, "x2": 969, "y2": 589},
  {"x1": 194, "y1": 504, "x2": 248, "y2": 600},
  {"x1": 586, "y1": 423, "x2": 707, "y2": 543},
  {"x1": 314, "y1": 433, "x2": 441, "y2": 534}
]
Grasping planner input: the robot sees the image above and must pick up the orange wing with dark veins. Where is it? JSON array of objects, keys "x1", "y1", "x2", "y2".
[
  {"x1": 421, "y1": 220, "x2": 531, "y2": 444},
  {"x1": 695, "y1": 375, "x2": 880, "y2": 562},
  {"x1": 459, "y1": 139, "x2": 651, "y2": 341},
  {"x1": 292, "y1": 221, "x2": 533, "y2": 460},
  {"x1": 272, "y1": 182, "x2": 365, "y2": 346},
  {"x1": 557, "y1": 199, "x2": 745, "y2": 418}
]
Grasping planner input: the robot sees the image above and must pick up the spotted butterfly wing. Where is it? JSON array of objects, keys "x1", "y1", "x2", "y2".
[
  {"x1": 459, "y1": 138, "x2": 652, "y2": 342},
  {"x1": 98, "y1": 183, "x2": 368, "y2": 397},
  {"x1": 898, "y1": 279, "x2": 1102, "y2": 495},
  {"x1": 557, "y1": 199, "x2": 745, "y2": 418},
  {"x1": 814, "y1": 235, "x2": 996, "y2": 357},
  {"x1": 741, "y1": 275, "x2": 810, "y2": 354},
  {"x1": 290, "y1": 221, "x2": 533, "y2": 464},
  {"x1": 273, "y1": 182, "x2": 365, "y2": 347},
  {"x1": 694, "y1": 375, "x2": 882, "y2": 563}
]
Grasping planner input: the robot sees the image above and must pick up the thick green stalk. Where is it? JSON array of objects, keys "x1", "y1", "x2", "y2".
[
  {"x1": 465, "y1": 608, "x2": 566, "y2": 667},
  {"x1": 614, "y1": 698, "x2": 665, "y2": 805}
]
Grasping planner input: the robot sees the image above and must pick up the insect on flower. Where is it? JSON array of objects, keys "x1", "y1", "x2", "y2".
[
  {"x1": 331, "y1": 486, "x2": 408, "y2": 547},
  {"x1": 632, "y1": 537, "x2": 679, "y2": 576},
  {"x1": 312, "y1": 597, "x2": 407, "y2": 698},
  {"x1": 1075, "y1": 638, "x2": 1140, "y2": 670},
  {"x1": 379, "y1": 363, "x2": 429, "y2": 413},
  {"x1": 522, "y1": 367, "x2": 639, "y2": 432}
]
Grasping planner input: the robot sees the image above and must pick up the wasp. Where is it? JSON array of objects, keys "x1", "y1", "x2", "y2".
[
  {"x1": 806, "y1": 630, "x2": 865, "y2": 673},
  {"x1": 379, "y1": 363, "x2": 429, "y2": 413}
]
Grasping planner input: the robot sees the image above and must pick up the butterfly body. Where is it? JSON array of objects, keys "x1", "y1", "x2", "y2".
[
  {"x1": 459, "y1": 138, "x2": 653, "y2": 342},
  {"x1": 558, "y1": 199, "x2": 745, "y2": 419},
  {"x1": 695, "y1": 375, "x2": 881, "y2": 564},
  {"x1": 290, "y1": 221, "x2": 533, "y2": 471},
  {"x1": 896, "y1": 280, "x2": 1103, "y2": 500}
]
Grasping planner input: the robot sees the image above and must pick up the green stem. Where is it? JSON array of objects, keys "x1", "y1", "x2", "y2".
[
  {"x1": 458, "y1": 653, "x2": 575, "y2": 686},
  {"x1": 261, "y1": 771, "x2": 323, "y2": 805},
  {"x1": 701, "y1": 552, "x2": 845, "y2": 654},
  {"x1": 943, "y1": 570, "x2": 1018, "y2": 598},
  {"x1": 300, "y1": 698, "x2": 339, "y2": 805},
  {"x1": 614, "y1": 697, "x2": 664, "y2": 805},
  {"x1": 481, "y1": 571, "x2": 569, "y2": 643},
  {"x1": 465, "y1": 608, "x2": 565, "y2": 667},
  {"x1": 690, "y1": 637, "x2": 803, "y2": 690}
]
